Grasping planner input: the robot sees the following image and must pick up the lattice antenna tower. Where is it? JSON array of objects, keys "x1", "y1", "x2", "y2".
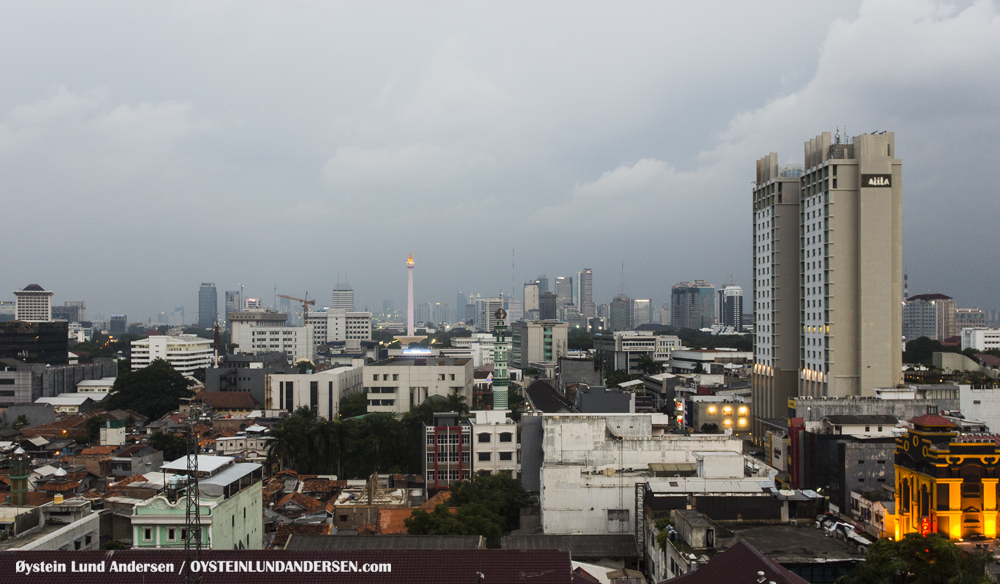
[{"x1": 183, "y1": 408, "x2": 203, "y2": 584}]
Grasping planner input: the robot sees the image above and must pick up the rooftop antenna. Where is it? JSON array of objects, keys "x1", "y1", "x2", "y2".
[
  {"x1": 835, "y1": 126, "x2": 841, "y2": 144},
  {"x1": 621, "y1": 261, "x2": 625, "y2": 295},
  {"x1": 512, "y1": 246, "x2": 516, "y2": 302},
  {"x1": 183, "y1": 408, "x2": 203, "y2": 584}
]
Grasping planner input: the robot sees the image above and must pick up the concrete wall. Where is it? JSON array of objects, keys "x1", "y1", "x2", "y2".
[
  {"x1": 961, "y1": 386, "x2": 1000, "y2": 432},
  {"x1": 793, "y1": 397, "x2": 957, "y2": 423},
  {"x1": 520, "y1": 415, "x2": 544, "y2": 492},
  {"x1": 16, "y1": 512, "x2": 100, "y2": 551},
  {"x1": 558, "y1": 357, "x2": 601, "y2": 393}
]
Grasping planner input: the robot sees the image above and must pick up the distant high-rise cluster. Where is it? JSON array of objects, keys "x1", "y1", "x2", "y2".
[{"x1": 670, "y1": 281, "x2": 715, "y2": 329}]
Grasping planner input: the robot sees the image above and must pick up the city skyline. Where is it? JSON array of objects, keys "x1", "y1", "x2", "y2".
[{"x1": 2, "y1": 1, "x2": 999, "y2": 321}]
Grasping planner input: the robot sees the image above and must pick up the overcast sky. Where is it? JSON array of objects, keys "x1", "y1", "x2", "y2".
[{"x1": 1, "y1": 0, "x2": 998, "y2": 323}]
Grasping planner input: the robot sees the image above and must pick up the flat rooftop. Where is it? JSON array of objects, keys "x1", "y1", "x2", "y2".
[
  {"x1": 162, "y1": 455, "x2": 234, "y2": 474},
  {"x1": 371, "y1": 357, "x2": 470, "y2": 367}
]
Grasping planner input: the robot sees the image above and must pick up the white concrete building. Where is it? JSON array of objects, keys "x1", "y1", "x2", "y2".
[
  {"x1": 234, "y1": 325, "x2": 315, "y2": 365},
  {"x1": 961, "y1": 328, "x2": 1000, "y2": 352},
  {"x1": 35, "y1": 393, "x2": 105, "y2": 413},
  {"x1": 450, "y1": 333, "x2": 510, "y2": 367},
  {"x1": 363, "y1": 357, "x2": 474, "y2": 415},
  {"x1": 214, "y1": 425, "x2": 272, "y2": 462},
  {"x1": 130, "y1": 335, "x2": 214, "y2": 374},
  {"x1": 13, "y1": 284, "x2": 54, "y2": 322},
  {"x1": 960, "y1": 385, "x2": 1000, "y2": 433},
  {"x1": 77, "y1": 377, "x2": 115, "y2": 393},
  {"x1": 305, "y1": 309, "x2": 372, "y2": 352},
  {"x1": 470, "y1": 410, "x2": 518, "y2": 476},
  {"x1": 265, "y1": 363, "x2": 365, "y2": 419},
  {"x1": 538, "y1": 413, "x2": 771, "y2": 535}
]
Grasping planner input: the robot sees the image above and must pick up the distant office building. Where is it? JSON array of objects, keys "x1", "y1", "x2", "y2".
[
  {"x1": 609, "y1": 294, "x2": 632, "y2": 331},
  {"x1": 554, "y1": 277, "x2": 572, "y2": 308},
  {"x1": 956, "y1": 308, "x2": 987, "y2": 331},
  {"x1": 225, "y1": 291, "x2": 241, "y2": 322},
  {"x1": 198, "y1": 283, "x2": 217, "y2": 329},
  {"x1": 579, "y1": 268, "x2": 595, "y2": 318},
  {"x1": 538, "y1": 292, "x2": 558, "y2": 321},
  {"x1": 0, "y1": 301, "x2": 14, "y2": 323},
  {"x1": 52, "y1": 301, "x2": 86, "y2": 323},
  {"x1": 416, "y1": 302, "x2": 432, "y2": 325},
  {"x1": 305, "y1": 309, "x2": 373, "y2": 352},
  {"x1": 130, "y1": 335, "x2": 214, "y2": 374},
  {"x1": 482, "y1": 298, "x2": 504, "y2": 332},
  {"x1": 433, "y1": 303, "x2": 450, "y2": 325},
  {"x1": 331, "y1": 282, "x2": 354, "y2": 311},
  {"x1": 0, "y1": 321, "x2": 69, "y2": 365},
  {"x1": 903, "y1": 294, "x2": 956, "y2": 341},
  {"x1": 504, "y1": 299, "x2": 523, "y2": 323},
  {"x1": 109, "y1": 315, "x2": 127, "y2": 336},
  {"x1": 657, "y1": 306, "x2": 670, "y2": 327},
  {"x1": 169, "y1": 307, "x2": 185, "y2": 327},
  {"x1": 562, "y1": 304, "x2": 584, "y2": 331},
  {"x1": 535, "y1": 275, "x2": 549, "y2": 295},
  {"x1": 671, "y1": 281, "x2": 715, "y2": 329},
  {"x1": 13, "y1": 284, "x2": 54, "y2": 322},
  {"x1": 523, "y1": 282, "x2": 540, "y2": 315},
  {"x1": 961, "y1": 328, "x2": 1000, "y2": 352},
  {"x1": 454, "y1": 293, "x2": 466, "y2": 319},
  {"x1": 633, "y1": 299, "x2": 652, "y2": 328},
  {"x1": 510, "y1": 320, "x2": 568, "y2": 369},
  {"x1": 989, "y1": 310, "x2": 1000, "y2": 327},
  {"x1": 717, "y1": 286, "x2": 744, "y2": 329}
]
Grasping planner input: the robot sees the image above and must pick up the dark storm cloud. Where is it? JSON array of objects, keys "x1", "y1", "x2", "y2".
[{"x1": 0, "y1": 0, "x2": 996, "y2": 320}]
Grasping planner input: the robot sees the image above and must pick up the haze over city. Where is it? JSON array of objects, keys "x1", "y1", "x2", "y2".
[{"x1": 1, "y1": 0, "x2": 998, "y2": 321}]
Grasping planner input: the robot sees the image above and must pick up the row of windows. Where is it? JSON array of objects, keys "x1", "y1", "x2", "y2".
[
  {"x1": 428, "y1": 469, "x2": 470, "y2": 482},
  {"x1": 478, "y1": 452, "x2": 514, "y2": 462},
  {"x1": 477, "y1": 432, "x2": 514, "y2": 443}
]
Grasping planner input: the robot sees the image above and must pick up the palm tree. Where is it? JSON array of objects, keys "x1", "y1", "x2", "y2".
[
  {"x1": 637, "y1": 354, "x2": 662, "y2": 376},
  {"x1": 445, "y1": 388, "x2": 470, "y2": 417}
]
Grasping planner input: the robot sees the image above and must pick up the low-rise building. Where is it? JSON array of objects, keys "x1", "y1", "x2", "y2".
[
  {"x1": 684, "y1": 396, "x2": 752, "y2": 436},
  {"x1": 961, "y1": 328, "x2": 1000, "y2": 352},
  {"x1": 470, "y1": 410, "x2": 517, "y2": 477},
  {"x1": 194, "y1": 391, "x2": 260, "y2": 418},
  {"x1": 76, "y1": 377, "x2": 115, "y2": 393},
  {"x1": 34, "y1": 393, "x2": 103, "y2": 414},
  {"x1": 215, "y1": 424, "x2": 272, "y2": 463},
  {"x1": 130, "y1": 335, "x2": 214, "y2": 374},
  {"x1": 131, "y1": 455, "x2": 264, "y2": 549},
  {"x1": 265, "y1": 364, "x2": 365, "y2": 419},
  {"x1": 364, "y1": 357, "x2": 473, "y2": 415},
  {"x1": 535, "y1": 413, "x2": 772, "y2": 535},
  {"x1": 423, "y1": 412, "x2": 472, "y2": 492}
]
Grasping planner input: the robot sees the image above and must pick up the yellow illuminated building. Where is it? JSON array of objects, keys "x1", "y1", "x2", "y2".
[{"x1": 895, "y1": 414, "x2": 1000, "y2": 540}]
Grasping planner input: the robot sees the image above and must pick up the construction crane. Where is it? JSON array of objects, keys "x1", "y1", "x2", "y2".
[{"x1": 277, "y1": 293, "x2": 315, "y2": 325}]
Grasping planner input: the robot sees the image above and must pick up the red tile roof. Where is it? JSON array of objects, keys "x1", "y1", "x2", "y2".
[
  {"x1": 420, "y1": 490, "x2": 453, "y2": 509},
  {"x1": 107, "y1": 473, "x2": 149, "y2": 493},
  {"x1": 301, "y1": 479, "x2": 346, "y2": 494},
  {"x1": 274, "y1": 492, "x2": 326, "y2": 514},
  {"x1": 910, "y1": 414, "x2": 956, "y2": 427},
  {"x1": 196, "y1": 391, "x2": 259, "y2": 410},
  {"x1": 39, "y1": 481, "x2": 81, "y2": 493},
  {"x1": 661, "y1": 539, "x2": 808, "y2": 584},
  {"x1": 80, "y1": 446, "x2": 117, "y2": 456},
  {"x1": 273, "y1": 524, "x2": 331, "y2": 546},
  {"x1": 0, "y1": 491, "x2": 52, "y2": 506},
  {"x1": 377, "y1": 509, "x2": 415, "y2": 534}
]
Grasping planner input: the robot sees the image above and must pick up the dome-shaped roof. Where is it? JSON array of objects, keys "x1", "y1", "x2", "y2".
[
  {"x1": 14, "y1": 447, "x2": 25, "y2": 455},
  {"x1": 54, "y1": 468, "x2": 67, "y2": 477},
  {"x1": 22, "y1": 284, "x2": 45, "y2": 291}
]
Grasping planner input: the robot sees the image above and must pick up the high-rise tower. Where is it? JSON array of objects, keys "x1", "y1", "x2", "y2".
[
  {"x1": 406, "y1": 255, "x2": 415, "y2": 336},
  {"x1": 332, "y1": 282, "x2": 354, "y2": 311},
  {"x1": 198, "y1": 283, "x2": 217, "y2": 330},
  {"x1": 14, "y1": 284, "x2": 53, "y2": 322},
  {"x1": 580, "y1": 269, "x2": 595, "y2": 319},
  {"x1": 752, "y1": 132, "x2": 903, "y2": 438}
]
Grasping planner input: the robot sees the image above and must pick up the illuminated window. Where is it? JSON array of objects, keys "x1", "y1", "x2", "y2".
[
  {"x1": 723, "y1": 419, "x2": 733, "y2": 426},
  {"x1": 738, "y1": 406, "x2": 748, "y2": 415},
  {"x1": 707, "y1": 406, "x2": 717, "y2": 414},
  {"x1": 738, "y1": 418, "x2": 748, "y2": 426}
]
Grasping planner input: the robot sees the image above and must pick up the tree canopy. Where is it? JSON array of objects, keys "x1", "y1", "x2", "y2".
[
  {"x1": 406, "y1": 472, "x2": 532, "y2": 547},
  {"x1": 149, "y1": 431, "x2": 188, "y2": 461},
  {"x1": 104, "y1": 358, "x2": 195, "y2": 419},
  {"x1": 835, "y1": 533, "x2": 991, "y2": 584}
]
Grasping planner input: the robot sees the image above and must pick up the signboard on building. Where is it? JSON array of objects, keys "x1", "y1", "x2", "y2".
[{"x1": 861, "y1": 174, "x2": 892, "y2": 188}]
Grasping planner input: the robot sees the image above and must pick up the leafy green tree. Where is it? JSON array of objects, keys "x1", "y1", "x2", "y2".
[
  {"x1": 835, "y1": 533, "x2": 991, "y2": 584},
  {"x1": 903, "y1": 336, "x2": 943, "y2": 365},
  {"x1": 294, "y1": 360, "x2": 316, "y2": 373},
  {"x1": 149, "y1": 431, "x2": 189, "y2": 461},
  {"x1": 568, "y1": 332, "x2": 594, "y2": 351},
  {"x1": 84, "y1": 415, "x2": 106, "y2": 444},
  {"x1": 637, "y1": 353, "x2": 663, "y2": 376},
  {"x1": 450, "y1": 472, "x2": 533, "y2": 533},
  {"x1": 406, "y1": 503, "x2": 504, "y2": 548},
  {"x1": 12, "y1": 414, "x2": 29, "y2": 430},
  {"x1": 605, "y1": 369, "x2": 636, "y2": 388},
  {"x1": 104, "y1": 359, "x2": 195, "y2": 419},
  {"x1": 700, "y1": 423, "x2": 720, "y2": 434},
  {"x1": 101, "y1": 540, "x2": 128, "y2": 550},
  {"x1": 339, "y1": 392, "x2": 368, "y2": 418}
]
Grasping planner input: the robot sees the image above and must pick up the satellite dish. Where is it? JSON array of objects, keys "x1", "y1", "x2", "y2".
[{"x1": 603, "y1": 467, "x2": 616, "y2": 477}]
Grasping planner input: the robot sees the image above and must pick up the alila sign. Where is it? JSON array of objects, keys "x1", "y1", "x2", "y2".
[{"x1": 861, "y1": 174, "x2": 892, "y2": 188}]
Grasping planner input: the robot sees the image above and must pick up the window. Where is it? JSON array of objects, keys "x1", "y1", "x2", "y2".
[
  {"x1": 478, "y1": 452, "x2": 491, "y2": 462},
  {"x1": 168, "y1": 528, "x2": 176, "y2": 541},
  {"x1": 499, "y1": 452, "x2": 513, "y2": 461},
  {"x1": 339, "y1": 515, "x2": 349, "y2": 522},
  {"x1": 478, "y1": 433, "x2": 491, "y2": 443},
  {"x1": 608, "y1": 509, "x2": 629, "y2": 521},
  {"x1": 450, "y1": 374, "x2": 455, "y2": 381},
  {"x1": 393, "y1": 374, "x2": 398, "y2": 381},
  {"x1": 143, "y1": 528, "x2": 152, "y2": 541},
  {"x1": 499, "y1": 432, "x2": 513, "y2": 443}
]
